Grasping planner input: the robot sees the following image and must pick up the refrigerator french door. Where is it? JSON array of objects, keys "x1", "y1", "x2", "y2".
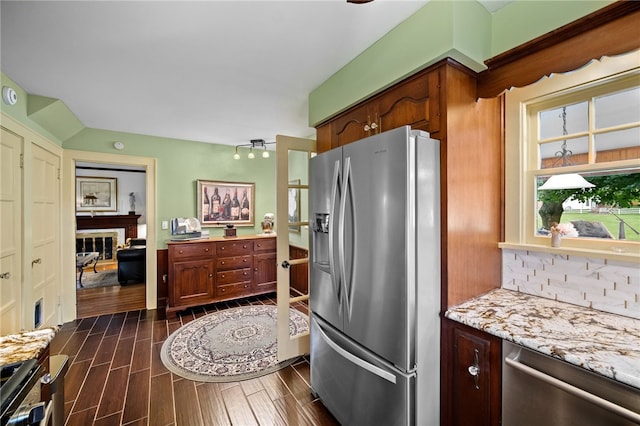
[{"x1": 309, "y1": 126, "x2": 441, "y2": 426}]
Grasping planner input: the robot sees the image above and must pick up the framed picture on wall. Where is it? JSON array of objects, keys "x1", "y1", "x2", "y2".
[
  {"x1": 288, "y1": 179, "x2": 301, "y2": 232},
  {"x1": 76, "y1": 176, "x2": 118, "y2": 212},
  {"x1": 197, "y1": 180, "x2": 255, "y2": 227}
]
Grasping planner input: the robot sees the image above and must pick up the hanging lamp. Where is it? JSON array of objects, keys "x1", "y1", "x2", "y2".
[{"x1": 538, "y1": 107, "x2": 595, "y2": 190}]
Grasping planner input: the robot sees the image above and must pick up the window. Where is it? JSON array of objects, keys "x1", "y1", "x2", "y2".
[{"x1": 503, "y1": 52, "x2": 640, "y2": 258}]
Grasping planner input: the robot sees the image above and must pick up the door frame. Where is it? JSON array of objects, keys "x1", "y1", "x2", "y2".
[{"x1": 61, "y1": 150, "x2": 157, "y2": 323}]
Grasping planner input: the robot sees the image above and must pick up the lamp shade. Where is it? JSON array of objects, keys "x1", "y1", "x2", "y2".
[{"x1": 538, "y1": 173, "x2": 595, "y2": 190}]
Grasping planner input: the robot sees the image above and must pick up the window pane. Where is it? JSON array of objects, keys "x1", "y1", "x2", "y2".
[
  {"x1": 539, "y1": 102, "x2": 588, "y2": 139},
  {"x1": 535, "y1": 170, "x2": 640, "y2": 241},
  {"x1": 539, "y1": 136, "x2": 589, "y2": 169},
  {"x1": 595, "y1": 87, "x2": 640, "y2": 129},
  {"x1": 594, "y1": 127, "x2": 640, "y2": 163}
]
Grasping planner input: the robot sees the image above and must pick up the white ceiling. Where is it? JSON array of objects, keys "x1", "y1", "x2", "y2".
[{"x1": 1, "y1": 0, "x2": 511, "y2": 147}]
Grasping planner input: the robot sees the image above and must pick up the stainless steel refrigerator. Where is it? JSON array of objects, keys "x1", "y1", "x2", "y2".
[{"x1": 309, "y1": 126, "x2": 441, "y2": 426}]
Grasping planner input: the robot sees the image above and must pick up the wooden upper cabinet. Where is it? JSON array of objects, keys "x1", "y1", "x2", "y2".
[
  {"x1": 332, "y1": 102, "x2": 374, "y2": 149},
  {"x1": 377, "y1": 67, "x2": 440, "y2": 136},
  {"x1": 316, "y1": 65, "x2": 442, "y2": 152}
]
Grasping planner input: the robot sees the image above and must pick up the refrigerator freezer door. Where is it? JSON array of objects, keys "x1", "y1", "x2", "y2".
[
  {"x1": 310, "y1": 315, "x2": 414, "y2": 426},
  {"x1": 310, "y1": 147, "x2": 343, "y2": 330},
  {"x1": 340, "y1": 126, "x2": 415, "y2": 371}
]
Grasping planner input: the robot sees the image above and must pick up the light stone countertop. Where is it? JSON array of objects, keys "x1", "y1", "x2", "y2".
[
  {"x1": 0, "y1": 327, "x2": 58, "y2": 365},
  {"x1": 445, "y1": 288, "x2": 640, "y2": 389}
]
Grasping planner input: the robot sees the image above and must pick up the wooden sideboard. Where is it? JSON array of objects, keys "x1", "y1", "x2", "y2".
[{"x1": 166, "y1": 235, "x2": 277, "y2": 317}]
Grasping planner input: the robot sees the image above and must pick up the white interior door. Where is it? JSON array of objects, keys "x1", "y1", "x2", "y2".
[
  {"x1": 0, "y1": 126, "x2": 23, "y2": 334},
  {"x1": 276, "y1": 134, "x2": 316, "y2": 361},
  {"x1": 31, "y1": 143, "x2": 61, "y2": 328}
]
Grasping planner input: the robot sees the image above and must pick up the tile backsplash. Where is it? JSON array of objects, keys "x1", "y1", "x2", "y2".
[{"x1": 502, "y1": 249, "x2": 640, "y2": 319}]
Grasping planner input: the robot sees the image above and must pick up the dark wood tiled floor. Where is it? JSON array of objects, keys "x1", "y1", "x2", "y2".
[{"x1": 51, "y1": 295, "x2": 338, "y2": 426}]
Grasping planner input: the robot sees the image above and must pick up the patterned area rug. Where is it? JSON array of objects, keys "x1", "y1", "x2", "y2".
[
  {"x1": 160, "y1": 305, "x2": 309, "y2": 382},
  {"x1": 79, "y1": 270, "x2": 119, "y2": 289}
]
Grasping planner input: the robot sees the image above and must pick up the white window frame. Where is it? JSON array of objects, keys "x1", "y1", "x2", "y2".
[{"x1": 501, "y1": 50, "x2": 640, "y2": 262}]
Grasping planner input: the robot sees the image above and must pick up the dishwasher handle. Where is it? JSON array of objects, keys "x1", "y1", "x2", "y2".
[{"x1": 504, "y1": 356, "x2": 640, "y2": 424}]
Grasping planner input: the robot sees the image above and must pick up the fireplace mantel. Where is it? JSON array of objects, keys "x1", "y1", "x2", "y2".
[{"x1": 76, "y1": 214, "x2": 141, "y2": 240}]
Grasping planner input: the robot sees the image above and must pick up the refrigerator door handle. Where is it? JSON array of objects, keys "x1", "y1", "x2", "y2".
[
  {"x1": 315, "y1": 319, "x2": 397, "y2": 384},
  {"x1": 329, "y1": 159, "x2": 342, "y2": 305},
  {"x1": 338, "y1": 156, "x2": 354, "y2": 318}
]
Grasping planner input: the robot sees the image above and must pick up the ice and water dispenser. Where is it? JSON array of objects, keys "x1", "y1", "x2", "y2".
[{"x1": 312, "y1": 213, "x2": 330, "y2": 270}]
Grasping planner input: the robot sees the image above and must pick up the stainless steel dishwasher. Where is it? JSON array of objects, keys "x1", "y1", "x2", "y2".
[{"x1": 502, "y1": 341, "x2": 640, "y2": 426}]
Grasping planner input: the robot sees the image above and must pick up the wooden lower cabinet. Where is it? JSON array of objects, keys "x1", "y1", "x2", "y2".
[
  {"x1": 441, "y1": 318, "x2": 501, "y2": 426},
  {"x1": 167, "y1": 235, "x2": 276, "y2": 317}
]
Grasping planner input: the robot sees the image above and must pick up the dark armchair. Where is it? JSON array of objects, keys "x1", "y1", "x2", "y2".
[{"x1": 117, "y1": 238, "x2": 146, "y2": 285}]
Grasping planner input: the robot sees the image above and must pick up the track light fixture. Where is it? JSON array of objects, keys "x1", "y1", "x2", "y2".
[{"x1": 232, "y1": 139, "x2": 275, "y2": 160}]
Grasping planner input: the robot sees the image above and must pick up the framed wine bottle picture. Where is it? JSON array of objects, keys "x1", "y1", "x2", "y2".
[{"x1": 197, "y1": 180, "x2": 255, "y2": 227}]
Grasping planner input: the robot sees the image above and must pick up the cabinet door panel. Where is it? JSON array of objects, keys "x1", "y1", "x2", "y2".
[
  {"x1": 171, "y1": 259, "x2": 214, "y2": 306},
  {"x1": 333, "y1": 103, "x2": 373, "y2": 147},
  {"x1": 442, "y1": 319, "x2": 501, "y2": 426},
  {"x1": 377, "y1": 73, "x2": 430, "y2": 133},
  {"x1": 253, "y1": 252, "x2": 276, "y2": 293}
]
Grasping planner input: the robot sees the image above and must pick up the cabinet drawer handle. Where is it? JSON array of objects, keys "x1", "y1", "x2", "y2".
[
  {"x1": 243, "y1": 244, "x2": 247, "y2": 249},
  {"x1": 178, "y1": 250, "x2": 183, "y2": 254},
  {"x1": 256, "y1": 243, "x2": 262, "y2": 247},
  {"x1": 221, "y1": 274, "x2": 225, "y2": 278},
  {"x1": 244, "y1": 284, "x2": 248, "y2": 288},
  {"x1": 221, "y1": 261, "x2": 225, "y2": 265},
  {"x1": 221, "y1": 247, "x2": 225, "y2": 250},
  {"x1": 467, "y1": 348, "x2": 480, "y2": 389},
  {"x1": 204, "y1": 248, "x2": 209, "y2": 252},
  {"x1": 243, "y1": 272, "x2": 248, "y2": 276},
  {"x1": 220, "y1": 288, "x2": 226, "y2": 292},
  {"x1": 243, "y1": 259, "x2": 247, "y2": 262}
]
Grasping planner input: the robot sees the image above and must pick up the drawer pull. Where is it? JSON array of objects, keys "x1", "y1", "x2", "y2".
[
  {"x1": 221, "y1": 247, "x2": 225, "y2": 250},
  {"x1": 209, "y1": 274, "x2": 213, "y2": 278},
  {"x1": 243, "y1": 244, "x2": 247, "y2": 249},
  {"x1": 221, "y1": 261, "x2": 225, "y2": 265},
  {"x1": 179, "y1": 250, "x2": 183, "y2": 254},
  {"x1": 243, "y1": 259, "x2": 247, "y2": 262},
  {"x1": 220, "y1": 288, "x2": 226, "y2": 292},
  {"x1": 221, "y1": 274, "x2": 225, "y2": 278},
  {"x1": 204, "y1": 248, "x2": 209, "y2": 252}
]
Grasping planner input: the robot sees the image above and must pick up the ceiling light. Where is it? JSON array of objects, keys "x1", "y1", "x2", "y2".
[
  {"x1": 538, "y1": 106, "x2": 595, "y2": 191},
  {"x1": 232, "y1": 139, "x2": 275, "y2": 160}
]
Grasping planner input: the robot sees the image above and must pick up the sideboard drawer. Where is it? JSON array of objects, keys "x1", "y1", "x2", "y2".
[
  {"x1": 171, "y1": 242, "x2": 215, "y2": 260},
  {"x1": 217, "y1": 255, "x2": 252, "y2": 271},
  {"x1": 216, "y1": 241, "x2": 252, "y2": 256},
  {"x1": 254, "y1": 238, "x2": 276, "y2": 252},
  {"x1": 216, "y1": 268, "x2": 253, "y2": 285},
  {"x1": 216, "y1": 281, "x2": 251, "y2": 298}
]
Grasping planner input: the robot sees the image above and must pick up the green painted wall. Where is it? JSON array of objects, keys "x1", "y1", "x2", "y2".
[
  {"x1": 1, "y1": 72, "x2": 64, "y2": 145},
  {"x1": 308, "y1": 0, "x2": 614, "y2": 127},
  {"x1": 65, "y1": 128, "x2": 277, "y2": 246}
]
